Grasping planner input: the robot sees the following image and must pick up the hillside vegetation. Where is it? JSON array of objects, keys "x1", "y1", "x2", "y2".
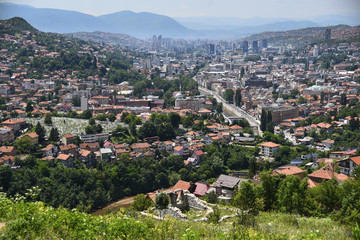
[{"x1": 0, "y1": 190, "x2": 357, "y2": 240}]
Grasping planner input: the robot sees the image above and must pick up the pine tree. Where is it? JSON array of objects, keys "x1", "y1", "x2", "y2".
[
  {"x1": 35, "y1": 122, "x2": 46, "y2": 144},
  {"x1": 44, "y1": 114, "x2": 52, "y2": 125},
  {"x1": 340, "y1": 93, "x2": 347, "y2": 105},
  {"x1": 25, "y1": 101, "x2": 33, "y2": 113},
  {"x1": 260, "y1": 109, "x2": 267, "y2": 132},
  {"x1": 49, "y1": 128, "x2": 60, "y2": 142},
  {"x1": 235, "y1": 88, "x2": 242, "y2": 107}
]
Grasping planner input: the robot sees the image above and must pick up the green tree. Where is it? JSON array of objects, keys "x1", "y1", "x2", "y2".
[
  {"x1": 260, "y1": 109, "x2": 267, "y2": 132},
  {"x1": 49, "y1": 127, "x2": 60, "y2": 142},
  {"x1": 235, "y1": 88, "x2": 242, "y2": 107},
  {"x1": 340, "y1": 93, "x2": 347, "y2": 106},
  {"x1": 169, "y1": 112, "x2": 181, "y2": 129},
  {"x1": 277, "y1": 175, "x2": 308, "y2": 214},
  {"x1": 35, "y1": 122, "x2": 46, "y2": 144},
  {"x1": 132, "y1": 194, "x2": 153, "y2": 211},
  {"x1": 89, "y1": 117, "x2": 96, "y2": 125},
  {"x1": 155, "y1": 192, "x2": 169, "y2": 219},
  {"x1": 223, "y1": 89, "x2": 234, "y2": 103},
  {"x1": 44, "y1": 113, "x2": 52, "y2": 125},
  {"x1": 25, "y1": 101, "x2": 33, "y2": 113}
]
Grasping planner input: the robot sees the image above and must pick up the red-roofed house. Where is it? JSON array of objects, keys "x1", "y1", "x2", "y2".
[
  {"x1": 260, "y1": 142, "x2": 280, "y2": 157},
  {"x1": 308, "y1": 163, "x2": 348, "y2": 187},
  {"x1": 273, "y1": 166, "x2": 305, "y2": 179},
  {"x1": 56, "y1": 154, "x2": 74, "y2": 168},
  {"x1": 338, "y1": 156, "x2": 360, "y2": 176},
  {"x1": 22, "y1": 132, "x2": 39, "y2": 145}
]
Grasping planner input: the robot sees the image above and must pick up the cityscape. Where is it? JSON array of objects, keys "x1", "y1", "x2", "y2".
[{"x1": 0, "y1": 0, "x2": 359, "y2": 239}]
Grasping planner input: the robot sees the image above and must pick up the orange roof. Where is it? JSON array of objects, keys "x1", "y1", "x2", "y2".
[
  {"x1": 57, "y1": 154, "x2": 71, "y2": 161},
  {"x1": 173, "y1": 146, "x2": 184, "y2": 151},
  {"x1": 260, "y1": 142, "x2": 280, "y2": 148},
  {"x1": 63, "y1": 133, "x2": 73, "y2": 138},
  {"x1": 171, "y1": 180, "x2": 191, "y2": 191},
  {"x1": 274, "y1": 166, "x2": 304, "y2": 176},
  {"x1": 25, "y1": 132, "x2": 38, "y2": 139},
  {"x1": 351, "y1": 156, "x2": 360, "y2": 166},
  {"x1": 0, "y1": 146, "x2": 15, "y2": 153}
]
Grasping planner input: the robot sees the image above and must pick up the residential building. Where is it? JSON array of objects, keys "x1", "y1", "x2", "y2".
[
  {"x1": 338, "y1": 156, "x2": 360, "y2": 176},
  {"x1": 260, "y1": 142, "x2": 280, "y2": 157}
]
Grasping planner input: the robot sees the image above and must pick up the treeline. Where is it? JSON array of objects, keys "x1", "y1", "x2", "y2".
[{"x1": 235, "y1": 170, "x2": 360, "y2": 225}]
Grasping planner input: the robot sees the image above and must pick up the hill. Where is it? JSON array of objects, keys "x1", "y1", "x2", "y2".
[
  {"x1": 66, "y1": 31, "x2": 146, "y2": 48},
  {"x1": 0, "y1": 16, "x2": 38, "y2": 35},
  {"x1": 243, "y1": 25, "x2": 360, "y2": 46}
]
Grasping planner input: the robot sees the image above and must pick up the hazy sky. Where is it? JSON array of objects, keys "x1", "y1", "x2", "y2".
[{"x1": 1, "y1": 0, "x2": 360, "y2": 18}]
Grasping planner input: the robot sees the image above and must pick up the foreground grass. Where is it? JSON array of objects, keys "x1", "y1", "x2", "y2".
[{"x1": 0, "y1": 193, "x2": 355, "y2": 239}]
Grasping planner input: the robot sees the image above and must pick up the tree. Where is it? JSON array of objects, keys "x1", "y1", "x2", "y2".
[
  {"x1": 277, "y1": 175, "x2": 308, "y2": 214},
  {"x1": 132, "y1": 194, "x2": 153, "y2": 211},
  {"x1": 129, "y1": 122, "x2": 137, "y2": 136},
  {"x1": 35, "y1": 122, "x2": 46, "y2": 144},
  {"x1": 340, "y1": 93, "x2": 347, "y2": 106},
  {"x1": 44, "y1": 113, "x2": 52, "y2": 125},
  {"x1": 82, "y1": 109, "x2": 92, "y2": 119},
  {"x1": 260, "y1": 109, "x2": 267, "y2": 132},
  {"x1": 155, "y1": 192, "x2": 169, "y2": 219},
  {"x1": 223, "y1": 89, "x2": 234, "y2": 103},
  {"x1": 321, "y1": 92, "x2": 325, "y2": 104},
  {"x1": 89, "y1": 117, "x2": 96, "y2": 126},
  {"x1": 73, "y1": 135, "x2": 82, "y2": 146},
  {"x1": 169, "y1": 112, "x2": 181, "y2": 129},
  {"x1": 235, "y1": 88, "x2": 242, "y2": 107},
  {"x1": 138, "y1": 121, "x2": 157, "y2": 139},
  {"x1": 49, "y1": 128, "x2": 60, "y2": 142},
  {"x1": 248, "y1": 157, "x2": 257, "y2": 178},
  {"x1": 25, "y1": 101, "x2": 33, "y2": 113}
]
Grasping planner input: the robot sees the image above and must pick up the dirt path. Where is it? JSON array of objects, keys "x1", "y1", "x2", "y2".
[
  {"x1": 91, "y1": 196, "x2": 135, "y2": 216},
  {"x1": 0, "y1": 223, "x2": 5, "y2": 231}
]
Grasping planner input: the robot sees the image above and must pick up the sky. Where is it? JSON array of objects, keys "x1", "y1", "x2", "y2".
[{"x1": 1, "y1": 0, "x2": 360, "y2": 18}]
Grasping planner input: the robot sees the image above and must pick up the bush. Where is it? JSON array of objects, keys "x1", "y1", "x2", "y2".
[{"x1": 132, "y1": 194, "x2": 153, "y2": 211}]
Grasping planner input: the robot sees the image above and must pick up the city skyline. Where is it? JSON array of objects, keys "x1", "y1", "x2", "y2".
[{"x1": 1, "y1": 0, "x2": 360, "y2": 19}]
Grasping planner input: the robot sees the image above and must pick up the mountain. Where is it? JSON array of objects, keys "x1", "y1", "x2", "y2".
[
  {"x1": 98, "y1": 11, "x2": 191, "y2": 38},
  {"x1": 0, "y1": 3, "x2": 191, "y2": 39}
]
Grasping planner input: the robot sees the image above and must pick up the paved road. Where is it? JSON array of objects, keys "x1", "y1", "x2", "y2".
[{"x1": 199, "y1": 87, "x2": 261, "y2": 135}]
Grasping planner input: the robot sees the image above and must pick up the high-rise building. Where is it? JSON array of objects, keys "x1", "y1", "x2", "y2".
[
  {"x1": 279, "y1": 46, "x2": 285, "y2": 54},
  {"x1": 313, "y1": 45, "x2": 319, "y2": 57},
  {"x1": 252, "y1": 41, "x2": 258, "y2": 54},
  {"x1": 242, "y1": 41, "x2": 248, "y2": 53},
  {"x1": 81, "y1": 96, "x2": 88, "y2": 111},
  {"x1": 262, "y1": 39, "x2": 268, "y2": 48},
  {"x1": 206, "y1": 43, "x2": 215, "y2": 55},
  {"x1": 325, "y1": 27, "x2": 331, "y2": 40}
]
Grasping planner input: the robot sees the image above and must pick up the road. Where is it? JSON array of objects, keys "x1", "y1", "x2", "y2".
[{"x1": 199, "y1": 87, "x2": 262, "y2": 135}]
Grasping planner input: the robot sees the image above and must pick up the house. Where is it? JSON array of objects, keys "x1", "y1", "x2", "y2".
[
  {"x1": 185, "y1": 131, "x2": 197, "y2": 141},
  {"x1": 273, "y1": 166, "x2": 305, "y2": 179},
  {"x1": 42, "y1": 144, "x2": 59, "y2": 157},
  {"x1": 193, "y1": 182, "x2": 211, "y2": 197},
  {"x1": 0, "y1": 128, "x2": 14, "y2": 144},
  {"x1": 173, "y1": 146, "x2": 185, "y2": 156},
  {"x1": 192, "y1": 150, "x2": 205, "y2": 163},
  {"x1": 201, "y1": 135, "x2": 213, "y2": 145},
  {"x1": 260, "y1": 142, "x2": 280, "y2": 157},
  {"x1": 22, "y1": 132, "x2": 39, "y2": 145},
  {"x1": 229, "y1": 125, "x2": 243, "y2": 134},
  {"x1": 322, "y1": 139, "x2": 335, "y2": 149},
  {"x1": 208, "y1": 174, "x2": 244, "y2": 201},
  {"x1": 316, "y1": 122, "x2": 333, "y2": 134},
  {"x1": 329, "y1": 151, "x2": 345, "y2": 159},
  {"x1": 131, "y1": 143, "x2": 150, "y2": 153},
  {"x1": 158, "y1": 141, "x2": 174, "y2": 151},
  {"x1": 0, "y1": 146, "x2": 17, "y2": 156},
  {"x1": 0, "y1": 155, "x2": 14, "y2": 166},
  {"x1": 100, "y1": 148, "x2": 114, "y2": 162},
  {"x1": 62, "y1": 133, "x2": 74, "y2": 145},
  {"x1": 59, "y1": 144, "x2": 77, "y2": 155},
  {"x1": 80, "y1": 142, "x2": 100, "y2": 152},
  {"x1": 171, "y1": 180, "x2": 192, "y2": 192},
  {"x1": 308, "y1": 163, "x2": 348, "y2": 187},
  {"x1": 338, "y1": 156, "x2": 360, "y2": 176},
  {"x1": 115, "y1": 149, "x2": 128, "y2": 158},
  {"x1": 78, "y1": 149, "x2": 96, "y2": 167},
  {"x1": 56, "y1": 154, "x2": 74, "y2": 168},
  {"x1": 2, "y1": 119, "x2": 27, "y2": 133}
]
